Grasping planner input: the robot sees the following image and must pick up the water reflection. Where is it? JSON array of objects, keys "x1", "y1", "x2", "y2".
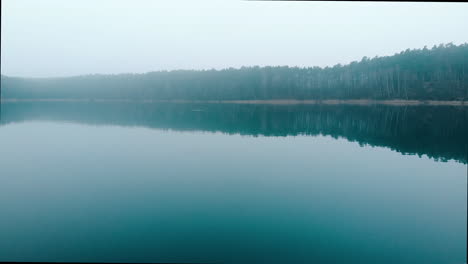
[
  {"x1": 1, "y1": 101, "x2": 466, "y2": 163},
  {"x1": 0, "y1": 102, "x2": 466, "y2": 264}
]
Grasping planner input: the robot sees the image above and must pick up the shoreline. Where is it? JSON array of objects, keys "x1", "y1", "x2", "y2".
[{"x1": 1, "y1": 98, "x2": 467, "y2": 106}]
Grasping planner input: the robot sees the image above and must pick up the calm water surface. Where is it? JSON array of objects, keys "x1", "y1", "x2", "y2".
[{"x1": 0, "y1": 102, "x2": 466, "y2": 264}]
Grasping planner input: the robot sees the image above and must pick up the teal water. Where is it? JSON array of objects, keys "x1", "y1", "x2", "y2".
[{"x1": 0, "y1": 102, "x2": 466, "y2": 264}]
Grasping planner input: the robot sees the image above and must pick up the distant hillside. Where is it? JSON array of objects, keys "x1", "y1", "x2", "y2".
[{"x1": 2, "y1": 43, "x2": 467, "y2": 101}]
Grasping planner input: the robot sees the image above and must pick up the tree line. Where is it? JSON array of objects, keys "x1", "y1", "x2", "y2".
[{"x1": 1, "y1": 43, "x2": 467, "y2": 101}]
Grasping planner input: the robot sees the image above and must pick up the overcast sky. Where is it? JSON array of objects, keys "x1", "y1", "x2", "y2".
[{"x1": 2, "y1": 0, "x2": 468, "y2": 78}]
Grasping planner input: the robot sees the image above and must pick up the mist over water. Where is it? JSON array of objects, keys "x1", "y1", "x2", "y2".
[
  {"x1": 1, "y1": 1, "x2": 467, "y2": 263},
  {"x1": 0, "y1": 102, "x2": 466, "y2": 264}
]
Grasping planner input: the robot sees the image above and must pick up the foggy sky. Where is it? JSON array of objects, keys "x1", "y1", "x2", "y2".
[{"x1": 2, "y1": 0, "x2": 468, "y2": 78}]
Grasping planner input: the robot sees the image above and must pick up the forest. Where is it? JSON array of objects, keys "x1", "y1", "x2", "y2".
[{"x1": 1, "y1": 43, "x2": 467, "y2": 101}]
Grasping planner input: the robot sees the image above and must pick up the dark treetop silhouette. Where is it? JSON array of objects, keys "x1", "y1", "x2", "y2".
[{"x1": 1, "y1": 43, "x2": 467, "y2": 101}]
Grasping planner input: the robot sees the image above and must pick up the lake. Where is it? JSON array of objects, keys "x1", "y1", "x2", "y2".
[{"x1": 0, "y1": 102, "x2": 466, "y2": 264}]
